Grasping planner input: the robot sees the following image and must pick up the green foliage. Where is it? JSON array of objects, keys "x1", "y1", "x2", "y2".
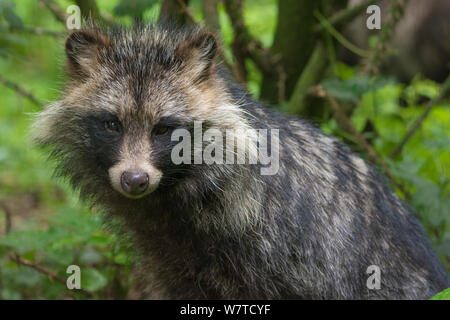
[
  {"x1": 0, "y1": 1, "x2": 137, "y2": 299},
  {"x1": 0, "y1": 206, "x2": 133, "y2": 299},
  {"x1": 0, "y1": 0, "x2": 448, "y2": 300},
  {"x1": 430, "y1": 287, "x2": 450, "y2": 300},
  {"x1": 1, "y1": 1, "x2": 23, "y2": 28},
  {"x1": 321, "y1": 76, "x2": 394, "y2": 103}
]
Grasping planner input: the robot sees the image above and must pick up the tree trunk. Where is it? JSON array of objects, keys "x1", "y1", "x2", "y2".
[
  {"x1": 202, "y1": 0, "x2": 221, "y2": 37},
  {"x1": 260, "y1": 0, "x2": 320, "y2": 105},
  {"x1": 75, "y1": 0, "x2": 102, "y2": 22},
  {"x1": 159, "y1": 0, "x2": 193, "y2": 26}
]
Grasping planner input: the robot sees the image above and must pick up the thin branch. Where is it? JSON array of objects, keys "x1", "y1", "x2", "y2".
[
  {"x1": 223, "y1": 0, "x2": 248, "y2": 82},
  {"x1": 39, "y1": 0, "x2": 67, "y2": 24},
  {"x1": 159, "y1": 0, "x2": 194, "y2": 25},
  {"x1": 9, "y1": 253, "x2": 94, "y2": 298},
  {"x1": 202, "y1": 0, "x2": 221, "y2": 36},
  {"x1": 277, "y1": 63, "x2": 287, "y2": 104},
  {"x1": 0, "y1": 74, "x2": 43, "y2": 108},
  {"x1": 363, "y1": 0, "x2": 410, "y2": 75},
  {"x1": 390, "y1": 74, "x2": 450, "y2": 157},
  {"x1": 313, "y1": 0, "x2": 377, "y2": 34},
  {"x1": 314, "y1": 11, "x2": 369, "y2": 58},
  {"x1": 176, "y1": 0, "x2": 196, "y2": 23},
  {"x1": 3, "y1": 24, "x2": 65, "y2": 37},
  {"x1": 223, "y1": 0, "x2": 277, "y2": 80},
  {"x1": 75, "y1": 0, "x2": 102, "y2": 22},
  {"x1": 67, "y1": 0, "x2": 115, "y2": 26},
  {"x1": 200, "y1": 0, "x2": 233, "y2": 73},
  {"x1": 0, "y1": 202, "x2": 12, "y2": 235},
  {"x1": 312, "y1": 85, "x2": 411, "y2": 199},
  {"x1": 10, "y1": 254, "x2": 66, "y2": 283},
  {"x1": 287, "y1": 42, "x2": 328, "y2": 114}
]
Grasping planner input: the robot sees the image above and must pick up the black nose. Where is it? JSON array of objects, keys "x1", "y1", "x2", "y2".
[{"x1": 121, "y1": 172, "x2": 149, "y2": 196}]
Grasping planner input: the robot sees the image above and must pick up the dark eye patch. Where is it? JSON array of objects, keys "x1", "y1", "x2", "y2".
[
  {"x1": 156, "y1": 116, "x2": 185, "y2": 128},
  {"x1": 152, "y1": 116, "x2": 185, "y2": 136},
  {"x1": 86, "y1": 112, "x2": 122, "y2": 134},
  {"x1": 153, "y1": 124, "x2": 169, "y2": 136},
  {"x1": 97, "y1": 112, "x2": 120, "y2": 123},
  {"x1": 82, "y1": 112, "x2": 123, "y2": 170}
]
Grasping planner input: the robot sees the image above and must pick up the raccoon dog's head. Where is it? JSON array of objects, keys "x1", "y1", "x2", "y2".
[{"x1": 32, "y1": 24, "x2": 250, "y2": 201}]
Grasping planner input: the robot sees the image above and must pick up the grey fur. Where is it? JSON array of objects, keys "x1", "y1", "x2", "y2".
[{"x1": 32, "y1": 23, "x2": 449, "y2": 299}]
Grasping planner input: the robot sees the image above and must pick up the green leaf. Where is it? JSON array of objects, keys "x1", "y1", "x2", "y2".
[
  {"x1": 321, "y1": 76, "x2": 394, "y2": 102},
  {"x1": 114, "y1": 252, "x2": 128, "y2": 265},
  {"x1": 81, "y1": 268, "x2": 108, "y2": 292},
  {"x1": 404, "y1": 77, "x2": 440, "y2": 105},
  {"x1": 321, "y1": 78, "x2": 360, "y2": 102},
  {"x1": 79, "y1": 247, "x2": 104, "y2": 265},
  {"x1": 335, "y1": 62, "x2": 355, "y2": 81},
  {"x1": 374, "y1": 115, "x2": 405, "y2": 143},
  {"x1": 1, "y1": 288, "x2": 21, "y2": 300},
  {"x1": 430, "y1": 287, "x2": 450, "y2": 300}
]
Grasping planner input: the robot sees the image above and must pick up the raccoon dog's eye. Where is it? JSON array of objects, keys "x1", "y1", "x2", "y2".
[
  {"x1": 153, "y1": 125, "x2": 169, "y2": 136},
  {"x1": 105, "y1": 120, "x2": 121, "y2": 133}
]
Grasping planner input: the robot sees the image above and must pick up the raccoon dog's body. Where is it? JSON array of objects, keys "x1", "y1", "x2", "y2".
[{"x1": 33, "y1": 23, "x2": 449, "y2": 299}]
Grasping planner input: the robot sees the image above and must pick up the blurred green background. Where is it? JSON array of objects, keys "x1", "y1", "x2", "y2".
[{"x1": 0, "y1": 0, "x2": 448, "y2": 299}]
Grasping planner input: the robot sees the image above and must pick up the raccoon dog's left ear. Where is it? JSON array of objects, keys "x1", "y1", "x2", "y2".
[{"x1": 176, "y1": 31, "x2": 218, "y2": 82}]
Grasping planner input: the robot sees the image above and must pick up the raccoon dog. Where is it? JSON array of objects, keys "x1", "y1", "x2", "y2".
[{"x1": 32, "y1": 23, "x2": 449, "y2": 299}]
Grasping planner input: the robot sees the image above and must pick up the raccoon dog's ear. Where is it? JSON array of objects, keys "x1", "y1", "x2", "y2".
[
  {"x1": 65, "y1": 30, "x2": 110, "y2": 79},
  {"x1": 176, "y1": 31, "x2": 218, "y2": 82}
]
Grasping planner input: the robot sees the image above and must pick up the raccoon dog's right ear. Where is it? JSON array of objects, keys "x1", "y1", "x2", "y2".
[
  {"x1": 65, "y1": 30, "x2": 110, "y2": 79},
  {"x1": 176, "y1": 31, "x2": 218, "y2": 82}
]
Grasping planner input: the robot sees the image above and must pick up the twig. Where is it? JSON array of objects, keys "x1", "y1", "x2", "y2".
[
  {"x1": 312, "y1": 85, "x2": 411, "y2": 199},
  {"x1": 39, "y1": 0, "x2": 67, "y2": 24},
  {"x1": 0, "y1": 74, "x2": 43, "y2": 108},
  {"x1": 223, "y1": 0, "x2": 249, "y2": 82},
  {"x1": 363, "y1": 0, "x2": 410, "y2": 75},
  {"x1": 287, "y1": 42, "x2": 328, "y2": 114},
  {"x1": 10, "y1": 254, "x2": 67, "y2": 283},
  {"x1": 223, "y1": 0, "x2": 277, "y2": 79},
  {"x1": 313, "y1": 0, "x2": 377, "y2": 34},
  {"x1": 277, "y1": 62, "x2": 287, "y2": 104},
  {"x1": 202, "y1": 0, "x2": 221, "y2": 36},
  {"x1": 159, "y1": 0, "x2": 194, "y2": 25},
  {"x1": 314, "y1": 11, "x2": 369, "y2": 58},
  {"x1": 176, "y1": 0, "x2": 196, "y2": 23},
  {"x1": 75, "y1": 0, "x2": 102, "y2": 22},
  {"x1": 3, "y1": 24, "x2": 65, "y2": 37},
  {"x1": 40, "y1": 0, "x2": 114, "y2": 27},
  {"x1": 0, "y1": 202, "x2": 12, "y2": 235},
  {"x1": 200, "y1": 0, "x2": 233, "y2": 73},
  {"x1": 390, "y1": 74, "x2": 450, "y2": 157},
  {"x1": 9, "y1": 253, "x2": 94, "y2": 298}
]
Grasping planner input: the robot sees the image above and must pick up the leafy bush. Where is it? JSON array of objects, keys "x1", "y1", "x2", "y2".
[
  {"x1": 0, "y1": 205, "x2": 133, "y2": 299},
  {"x1": 431, "y1": 288, "x2": 450, "y2": 300}
]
